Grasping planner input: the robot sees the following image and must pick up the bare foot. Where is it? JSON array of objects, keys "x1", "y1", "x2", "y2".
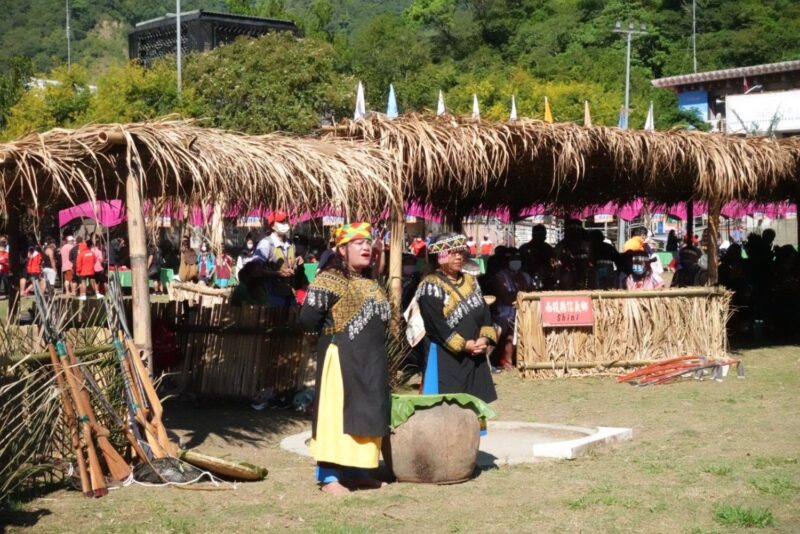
[
  {"x1": 321, "y1": 481, "x2": 350, "y2": 495},
  {"x1": 344, "y1": 477, "x2": 388, "y2": 490}
]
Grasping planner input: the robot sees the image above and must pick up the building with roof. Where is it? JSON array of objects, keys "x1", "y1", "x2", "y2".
[
  {"x1": 129, "y1": 10, "x2": 301, "y2": 67},
  {"x1": 652, "y1": 60, "x2": 800, "y2": 137}
]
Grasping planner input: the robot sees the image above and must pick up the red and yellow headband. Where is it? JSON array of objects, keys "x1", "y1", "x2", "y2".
[{"x1": 334, "y1": 222, "x2": 372, "y2": 247}]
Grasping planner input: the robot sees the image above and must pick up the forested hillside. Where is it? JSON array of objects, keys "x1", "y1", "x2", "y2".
[{"x1": 1, "y1": 0, "x2": 799, "y2": 137}]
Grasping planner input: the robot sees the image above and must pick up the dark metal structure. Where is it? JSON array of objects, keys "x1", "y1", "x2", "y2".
[{"x1": 129, "y1": 10, "x2": 301, "y2": 67}]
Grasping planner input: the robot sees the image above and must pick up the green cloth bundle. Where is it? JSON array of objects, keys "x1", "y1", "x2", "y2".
[{"x1": 390, "y1": 393, "x2": 496, "y2": 429}]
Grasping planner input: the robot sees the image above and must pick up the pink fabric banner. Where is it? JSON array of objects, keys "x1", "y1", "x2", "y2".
[{"x1": 58, "y1": 200, "x2": 126, "y2": 228}]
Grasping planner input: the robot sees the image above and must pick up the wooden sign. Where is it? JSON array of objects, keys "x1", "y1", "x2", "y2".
[
  {"x1": 540, "y1": 296, "x2": 594, "y2": 327},
  {"x1": 593, "y1": 214, "x2": 614, "y2": 223}
]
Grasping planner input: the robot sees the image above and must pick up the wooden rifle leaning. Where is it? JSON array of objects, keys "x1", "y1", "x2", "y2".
[
  {"x1": 33, "y1": 283, "x2": 108, "y2": 497},
  {"x1": 107, "y1": 271, "x2": 178, "y2": 457}
]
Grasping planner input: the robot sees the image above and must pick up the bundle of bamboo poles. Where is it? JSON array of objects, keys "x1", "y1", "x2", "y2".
[
  {"x1": 515, "y1": 288, "x2": 732, "y2": 379},
  {"x1": 175, "y1": 304, "x2": 310, "y2": 399}
]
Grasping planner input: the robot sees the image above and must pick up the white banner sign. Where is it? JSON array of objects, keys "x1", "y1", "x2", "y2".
[
  {"x1": 726, "y1": 90, "x2": 800, "y2": 135},
  {"x1": 322, "y1": 216, "x2": 345, "y2": 226}
]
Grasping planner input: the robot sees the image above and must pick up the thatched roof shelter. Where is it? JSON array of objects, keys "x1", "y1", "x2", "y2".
[
  {"x1": 0, "y1": 120, "x2": 402, "y2": 220},
  {"x1": 2, "y1": 114, "x2": 796, "y2": 365},
  {"x1": 329, "y1": 114, "x2": 799, "y2": 218},
  {"x1": 2, "y1": 115, "x2": 797, "y2": 222}
]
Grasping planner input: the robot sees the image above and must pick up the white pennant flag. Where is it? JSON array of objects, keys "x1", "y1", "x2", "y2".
[
  {"x1": 436, "y1": 89, "x2": 446, "y2": 116},
  {"x1": 471, "y1": 94, "x2": 480, "y2": 120},
  {"x1": 510, "y1": 95, "x2": 518, "y2": 121},
  {"x1": 354, "y1": 81, "x2": 366, "y2": 120},
  {"x1": 583, "y1": 100, "x2": 592, "y2": 127},
  {"x1": 644, "y1": 101, "x2": 655, "y2": 131},
  {"x1": 386, "y1": 83, "x2": 398, "y2": 119}
]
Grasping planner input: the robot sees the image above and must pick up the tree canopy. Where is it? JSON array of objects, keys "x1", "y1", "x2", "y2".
[{"x1": 1, "y1": 0, "x2": 799, "y2": 138}]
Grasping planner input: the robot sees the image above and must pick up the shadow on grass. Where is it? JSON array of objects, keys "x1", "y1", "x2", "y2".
[
  {"x1": 0, "y1": 506, "x2": 53, "y2": 530},
  {"x1": 162, "y1": 398, "x2": 309, "y2": 449},
  {"x1": 0, "y1": 484, "x2": 61, "y2": 530}
]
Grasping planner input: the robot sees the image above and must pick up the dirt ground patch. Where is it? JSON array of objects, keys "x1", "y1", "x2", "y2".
[{"x1": 3, "y1": 346, "x2": 799, "y2": 533}]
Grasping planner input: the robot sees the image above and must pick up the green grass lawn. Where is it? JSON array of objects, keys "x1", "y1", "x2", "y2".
[{"x1": 3, "y1": 346, "x2": 799, "y2": 533}]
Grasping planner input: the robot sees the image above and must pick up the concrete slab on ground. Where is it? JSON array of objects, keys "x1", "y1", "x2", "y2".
[{"x1": 280, "y1": 421, "x2": 633, "y2": 466}]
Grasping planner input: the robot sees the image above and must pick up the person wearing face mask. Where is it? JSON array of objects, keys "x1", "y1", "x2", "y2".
[
  {"x1": 623, "y1": 250, "x2": 664, "y2": 290},
  {"x1": 178, "y1": 236, "x2": 198, "y2": 283},
  {"x1": 671, "y1": 246, "x2": 708, "y2": 288},
  {"x1": 254, "y1": 210, "x2": 303, "y2": 307},
  {"x1": 491, "y1": 249, "x2": 537, "y2": 370},
  {"x1": 299, "y1": 222, "x2": 391, "y2": 495},
  {"x1": 236, "y1": 235, "x2": 257, "y2": 281},
  {"x1": 196, "y1": 242, "x2": 216, "y2": 286},
  {"x1": 410, "y1": 235, "x2": 427, "y2": 258},
  {"x1": 415, "y1": 233, "x2": 497, "y2": 403}
]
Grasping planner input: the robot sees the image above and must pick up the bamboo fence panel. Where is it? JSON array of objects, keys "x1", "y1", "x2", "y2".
[
  {"x1": 169, "y1": 303, "x2": 310, "y2": 400},
  {"x1": 516, "y1": 288, "x2": 732, "y2": 378}
]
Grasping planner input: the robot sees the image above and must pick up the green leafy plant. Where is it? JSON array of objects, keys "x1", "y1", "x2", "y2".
[{"x1": 713, "y1": 504, "x2": 774, "y2": 528}]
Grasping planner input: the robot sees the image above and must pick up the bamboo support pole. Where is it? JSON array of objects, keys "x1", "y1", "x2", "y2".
[
  {"x1": 210, "y1": 197, "x2": 225, "y2": 257},
  {"x1": 389, "y1": 208, "x2": 404, "y2": 326},
  {"x1": 6, "y1": 204, "x2": 21, "y2": 316},
  {"x1": 796, "y1": 193, "x2": 800, "y2": 249},
  {"x1": 518, "y1": 287, "x2": 728, "y2": 301},
  {"x1": 126, "y1": 173, "x2": 154, "y2": 375},
  {"x1": 686, "y1": 201, "x2": 694, "y2": 243},
  {"x1": 707, "y1": 199, "x2": 721, "y2": 285}
]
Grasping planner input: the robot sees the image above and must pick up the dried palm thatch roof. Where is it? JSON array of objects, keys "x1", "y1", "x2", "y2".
[
  {"x1": 0, "y1": 120, "x2": 401, "y2": 220},
  {"x1": 330, "y1": 113, "x2": 798, "y2": 217},
  {"x1": 776, "y1": 135, "x2": 800, "y2": 195},
  {"x1": 1, "y1": 115, "x2": 796, "y2": 224}
]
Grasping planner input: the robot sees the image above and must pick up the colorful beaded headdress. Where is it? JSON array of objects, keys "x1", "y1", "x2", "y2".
[
  {"x1": 428, "y1": 233, "x2": 468, "y2": 255},
  {"x1": 334, "y1": 222, "x2": 373, "y2": 247}
]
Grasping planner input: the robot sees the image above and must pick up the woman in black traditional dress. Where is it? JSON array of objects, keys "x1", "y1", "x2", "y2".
[
  {"x1": 415, "y1": 233, "x2": 498, "y2": 403},
  {"x1": 299, "y1": 222, "x2": 391, "y2": 495}
]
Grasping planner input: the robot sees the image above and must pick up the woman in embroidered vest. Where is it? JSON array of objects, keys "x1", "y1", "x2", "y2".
[
  {"x1": 299, "y1": 222, "x2": 391, "y2": 495},
  {"x1": 416, "y1": 233, "x2": 498, "y2": 403}
]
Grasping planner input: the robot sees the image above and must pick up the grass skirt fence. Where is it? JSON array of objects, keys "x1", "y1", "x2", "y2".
[{"x1": 515, "y1": 288, "x2": 732, "y2": 378}]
